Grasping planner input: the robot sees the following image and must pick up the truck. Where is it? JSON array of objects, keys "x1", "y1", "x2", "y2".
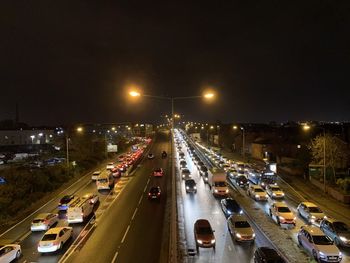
[
  {"x1": 96, "y1": 174, "x2": 114, "y2": 191},
  {"x1": 67, "y1": 196, "x2": 94, "y2": 224},
  {"x1": 208, "y1": 168, "x2": 229, "y2": 197}
]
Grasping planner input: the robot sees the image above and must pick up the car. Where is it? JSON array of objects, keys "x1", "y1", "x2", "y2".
[
  {"x1": 220, "y1": 198, "x2": 243, "y2": 217},
  {"x1": 148, "y1": 186, "x2": 161, "y2": 200},
  {"x1": 82, "y1": 193, "x2": 99, "y2": 205},
  {"x1": 266, "y1": 185, "x2": 285, "y2": 199},
  {"x1": 222, "y1": 164, "x2": 231, "y2": 171},
  {"x1": 227, "y1": 168, "x2": 238, "y2": 178},
  {"x1": 185, "y1": 179, "x2": 197, "y2": 193},
  {"x1": 194, "y1": 219, "x2": 216, "y2": 251},
  {"x1": 298, "y1": 225, "x2": 342, "y2": 262},
  {"x1": 58, "y1": 195, "x2": 75, "y2": 211},
  {"x1": 196, "y1": 161, "x2": 204, "y2": 168},
  {"x1": 38, "y1": 227, "x2": 73, "y2": 253},
  {"x1": 106, "y1": 162, "x2": 115, "y2": 170},
  {"x1": 118, "y1": 155, "x2": 125, "y2": 162},
  {"x1": 254, "y1": 247, "x2": 285, "y2": 263},
  {"x1": 31, "y1": 213, "x2": 59, "y2": 231},
  {"x1": 0, "y1": 244, "x2": 21, "y2": 262},
  {"x1": 147, "y1": 153, "x2": 155, "y2": 159},
  {"x1": 227, "y1": 214, "x2": 255, "y2": 242},
  {"x1": 320, "y1": 218, "x2": 350, "y2": 247},
  {"x1": 91, "y1": 170, "x2": 101, "y2": 180},
  {"x1": 199, "y1": 166, "x2": 208, "y2": 177},
  {"x1": 181, "y1": 169, "x2": 191, "y2": 180},
  {"x1": 247, "y1": 185, "x2": 268, "y2": 201},
  {"x1": 297, "y1": 202, "x2": 327, "y2": 226},
  {"x1": 111, "y1": 167, "x2": 121, "y2": 178},
  {"x1": 153, "y1": 168, "x2": 164, "y2": 177},
  {"x1": 269, "y1": 202, "x2": 296, "y2": 226},
  {"x1": 179, "y1": 160, "x2": 187, "y2": 169},
  {"x1": 235, "y1": 175, "x2": 249, "y2": 188},
  {"x1": 178, "y1": 152, "x2": 185, "y2": 160},
  {"x1": 161, "y1": 151, "x2": 167, "y2": 158}
]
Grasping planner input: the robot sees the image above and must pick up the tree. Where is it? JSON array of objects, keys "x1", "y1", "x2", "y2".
[{"x1": 310, "y1": 134, "x2": 349, "y2": 183}]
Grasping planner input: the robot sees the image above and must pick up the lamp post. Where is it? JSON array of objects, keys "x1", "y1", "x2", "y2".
[
  {"x1": 233, "y1": 125, "x2": 245, "y2": 158},
  {"x1": 65, "y1": 126, "x2": 84, "y2": 172},
  {"x1": 129, "y1": 89, "x2": 214, "y2": 262},
  {"x1": 303, "y1": 124, "x2": 326, "y2": 193}
]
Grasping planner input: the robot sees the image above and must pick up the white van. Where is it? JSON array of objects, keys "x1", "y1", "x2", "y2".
[
  {"x1": 96, "y1": 174, "x2": 114, "y2": 191},
  {"x1": 67, "y1": 197, "x2": 94, "y2": 224}
]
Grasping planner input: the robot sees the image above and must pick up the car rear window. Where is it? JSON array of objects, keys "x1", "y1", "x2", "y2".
[
  {"x1": 309, "y1": 207, "x2": 322, "y2": 213},
  {"x1": 235, "y1": 221, "x2": 250, "y2": 228},
  {"x1": 42, "y1": 234, "x2": 57, "y2": 241},
  {"x1": 33, "y1": 219, "x2": 44, "y2": 223},
  {"x1": 277, "y1": 207, "x2": 290, "y2": 213},
  {"x1": 197, "y1": 226, "x2": 212, "y2": 235}
]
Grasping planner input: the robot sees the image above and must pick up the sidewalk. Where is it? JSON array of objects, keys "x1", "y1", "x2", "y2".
[{"x1": 206, "y1": 143, "x2": 350, "y2": 225}]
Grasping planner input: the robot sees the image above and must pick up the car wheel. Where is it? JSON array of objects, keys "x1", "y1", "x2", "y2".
[
  {"x1": 196, "y1": 244, "x2": 199, "y2": 252},
  {"x1": 269, "y1": 209, "x2": 272, "y2": 217},
  {"x1": 276, "y1": 218, "x2": 280, "y2": 226},
  {"x1": 59, "y1": 242, "x2": 63, "y2": 249},
  {"x1": 312, "y1": 250, "x2": 318, "y2": 262},
  {"x1": 16, "y1": 250, "x2": 21, "y2": 259},
  {"x1": 213, "y1": 245, "x2": 216, "y2": 250}
]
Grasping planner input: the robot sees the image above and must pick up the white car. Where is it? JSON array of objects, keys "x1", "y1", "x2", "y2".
[
  {"x1": 31, "y1": 213, "x2": 59, "y2": 231},
  {"x1": 91, "y1": 170, "x2": 101, "y2": 180},
  {"x1": 266, "y1": 184, "x2": 285, "y2": 199},
  {"x1": 298, "y1": 225, "x2": 342, "y2": 262},
  {"x1": 269, "y1": 202, "x2": 296, "y2": 226},
  {"x1": 297, "y1": 202, "x2": 326, "y2": 226},
  {"x1": 0, "y1": 244, "x2": 21, "y2": 262},
  {"x1": 106, "y1": 163, "x2": 114, "y2": 170},
  {"x1": 38, "y1": 227, "x2": 73, "y2": 253},
  {"x1": 227, "y1": 214, "x2": 255, "y2": 242},
  {"x1": 247, "y1": 185, "x2": 268, "y2": 201}
]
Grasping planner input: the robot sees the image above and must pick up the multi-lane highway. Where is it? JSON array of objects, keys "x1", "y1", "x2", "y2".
[{"x1": 63, "y1": 131, "x2": 171, "y2": 263}]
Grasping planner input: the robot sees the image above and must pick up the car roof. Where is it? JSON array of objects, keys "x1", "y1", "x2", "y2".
[
  {"x1": 35, "y1": 213, "x2": 52, "y2": 219},
  {"x1": 229, "y1": 214, "x2": 248, "y2": 222},
  {"x1": 257, "y1": 247, "x2": 282, "y2": 259},
  {"x1": 195, "y1": 219, "x2": 211, "y2": 227},
  {"x1": 322, "y1": 217, "x2": 344, "y2": 224},
  {"x1": 301, "y1": 201, "x2": 318, "y2": 207},
  {"x1": 273, "y1": 202, "x2": 288, "y2": 207},
  {"x1": 301, "y1": 225, "x2": 324, "y2": 235},
  {"x1": 45, "y1": 227, "x2": 70, "y2": 234},
  {"x1": 251, "y1": 185, "x2": 263, "y2": 189}
]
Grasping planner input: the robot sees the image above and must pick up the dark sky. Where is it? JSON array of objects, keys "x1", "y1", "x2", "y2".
[{"x1": 1, "y1": 1, "x2": 349, "y2": 125}]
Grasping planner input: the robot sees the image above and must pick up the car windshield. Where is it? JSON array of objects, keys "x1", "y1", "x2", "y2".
[
  {"x1": 98, "y1": 178, "x2": 108, "y2": 183},
  {"x1": 201, "y1": 167, "x2": 208, "y2": 172},
  {"x1": 312, "y1": 235, "x2": 333, "y2": 245},
  {"x1": 238, "y1": 170, "x2": 245, "y2": 174},
  {"x1": 155, "y1": 169, "x2": 161, "y2": 172},
  {"x1": 235, "y1": 221, "x2": 250, "y2": 228},
  {"x1": 271, "y1": 187, "x2": 281, "y2": 191},
  {"x1": 186, "y1": 180, "x2": 195, "y2": 186},
  {"x1": 61, "y1": 196, "x2": 71, "y2": 203},
  {"x1": 182, "y1": 169, "x2": 190, "y2": 174},
  {"x1": 278, "y1": 207, "x2": 291, "y2": 213},
  {"x1": 42, "y1": 234, "x2": 57, "y2": 241},
  {"x1": 333, "y1": 222, "x2": 350, "y2": 232},
  {"x1": 33, "y1": 219, "x2": 44, "y2": 223},
  {"x1": 254, "y1": 188, "x2": 264, "y2": 192},
  {"x1": 309, "y1": 207, "x2": 323, "y2": 213},
  {"x1": 197, "y1": 226, "x2": 212, "y2": 235},
  {"x1": 215, "y1": 182, "x2": 227, "y2": 187}
]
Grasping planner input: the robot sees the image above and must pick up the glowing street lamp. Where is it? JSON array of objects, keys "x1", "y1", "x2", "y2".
[
  {"x1": 76, "y1": 127, "x2": 83, "y2": 132},
  {"x1": 204, "y1": 92, "x2": 214, "y2": 99},
  {"x1": 129, "y1": 90, "x2": 141, "y2": 97}
]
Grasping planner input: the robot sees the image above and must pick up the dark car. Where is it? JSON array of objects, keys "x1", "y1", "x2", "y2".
[
  {"x1": 148, "y1": 186, "x2": 161, "y2": 200},
  {"x1": 194, "y1": 219, "x2": 215, "y2": 251},
  {"x1": 58, "y1": 195, "x2": 75, "y2": 211},
  {"x1": 320, "y1": 218, "x2": 350, "y2": 247},
  {"x1": 197, "y1": 161, "x2": 204, "y2": 168},
  {"x1": 185, "y1": 179, "x2": 197, "y2": 193},
  {"x1": 220, "y1": 198, "x2": 243, "y2": 217},
  {"x1": 235, "y1": 175, "x2": 249, "y2": 188},
  {"x1": 254, "y1": 247, "x2": 285, "y2": 263},
  {"x1": 147, "y1": 153, "x2": 155, "y2": 159},
  {"x1": 199, "y1": 166, "x2": 208, "y2": 176},
  {"x1": 161, "y1": 151, "x2": 167, "y2": 158}
]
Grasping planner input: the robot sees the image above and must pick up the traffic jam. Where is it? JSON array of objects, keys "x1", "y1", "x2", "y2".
[
  {"x1": 174, "y1": 129, "x2": 348, "y2": 263},
  {"x1": 0, "y1": 137, "x2": 152, "y2": 263}
]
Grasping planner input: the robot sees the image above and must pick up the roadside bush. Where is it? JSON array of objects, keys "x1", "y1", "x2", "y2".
[{"x1": 336, "y1": 177, "x2": 350, "y2": 194}]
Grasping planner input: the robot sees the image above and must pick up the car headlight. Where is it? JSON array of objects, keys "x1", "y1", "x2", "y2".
[
  {"x1": 319, "y1": 251, "x2": 326, "y2": 259},
  {"x1": 197, "y1": 240, "x2": 203, "y2": 244},
  {"x1": 339, "y1": 236, "x2": 348, "y2": 242},
  {"x1": 293, "y1": 217, "x2": 297, "y2": 220},
  {"x1": 252, "y1": 233, "x2": 256, "y2": 238},
  {"x1": 255, "y1": 194, "x2": 260, "y2": 199},
  {"x1": 265, "y1": 195, "x2": 268, "y2": 198},
  {"x1": 236, "y1": 233, "x2": 242, "y2": 238},
  {"x1": 214, "y1": 189, "x2": 218, "y2": 193},
  {"x1": 339, "y1": 252, "x2": 342, "y2": 257},
  {"x1": 211, "y1": 239, "x2": 215, "y2": 244},
  {"x1": 239, "y1": 210, "x2": 243, "y2": 214},
  {"x1": 225, "y1": 189, "x2": 229, "y2": 193},
  {"x1": 194, "y1": 186, "x2": 197, "y2": 189},
  {"x1": 227, "y1": 210, "x2": 232, "y2": 214},
  {"x1": 261, "y1": 182, "x2": 265, "y2": 186},
  {"x1": 186, "y1": 186, "x2": 189, "y2": 189},
  {"x1": 281, "y1": 193, "x2": 285, "y2": 196},
  {"x1": 311, "y1": 215, "x2": 316, "y2": 219}
]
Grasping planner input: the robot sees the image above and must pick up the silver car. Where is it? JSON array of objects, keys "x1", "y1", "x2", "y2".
[
  {"x1": 227, "y1": 214, "x2": 255, "y2": 242},
  {"x1": 31, "y1": 213, "x2": 58, "y2": 232}
]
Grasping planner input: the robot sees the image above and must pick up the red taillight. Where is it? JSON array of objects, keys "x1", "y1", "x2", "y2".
[
  {"x1": 148, "y1": 193, "x2": 151, "y2": 196},
  {"x1": 157, "y1": 193, "x2": 160, "y2": 196}
]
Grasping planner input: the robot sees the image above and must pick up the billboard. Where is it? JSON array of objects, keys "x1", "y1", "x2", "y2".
[{"x1": 107, "y1": 144, "x2": 118, "y2": 153}]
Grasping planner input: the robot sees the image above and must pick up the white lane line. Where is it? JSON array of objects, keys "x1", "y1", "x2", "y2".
[
  {"x1": 138, "y1": 195, "x2": 143, "y2": 206},
  {"x1": 111, "y1": 251, "x2": 119, "y2": 263},
  {"x1": 0, "y1": 169, "x2": 93, "y2": 238},
  {"x1": 121, "y1": 225, "x2": 131, "y2": 244},
  {"x1": 131, "y1": 208, "x2": 138, "y2": 221},
  {"x1": 228, "y1": 245, "x2": 232, "y2": 251},
  {"x1": 143, "y1": 184, "x2": 147, "y2": 193}
]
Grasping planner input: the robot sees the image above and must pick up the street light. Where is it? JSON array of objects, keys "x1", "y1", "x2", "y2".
[
  {"x1": 303, "y1": 124, "x2": 326, "y2": 193},
  {"x1": 233, "y1": 125, "x2": 245, "y2": 158}
]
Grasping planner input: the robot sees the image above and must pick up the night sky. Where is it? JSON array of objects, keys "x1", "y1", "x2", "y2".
[{"x1": 1, "y1": 1, "x2": 349, "y2": 125}]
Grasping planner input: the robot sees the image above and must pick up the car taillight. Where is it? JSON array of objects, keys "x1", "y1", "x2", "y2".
[
  {"x1": 157, "y1": 193, "x2": 160, "y2": 195},
  {"x1": 81, "y1": 213, "x2": 84, "y2": 216},
  {"x1": 148, "y1": 193, "x2": 151, "y2": 196}
]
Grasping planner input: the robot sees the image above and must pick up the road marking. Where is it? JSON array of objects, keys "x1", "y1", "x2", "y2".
[
  {"x1": 143, "y1": 184, "x2": 147, "y2": 193},
  {"x1": 121, "y1": 225, "x2": 130, "y2": 244},
  {"x1": 228, "y1": 245, "x2": 232, "y2": 251},
  {"x1": 131, "y1": 208, "x2": 138, "y2": 220},
  {"x1": 138, "y1": 195, "x2": 143, "y2": 206},
  {"x1": 111, "y1": 251, "x2": 119, "y2": 263}
]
